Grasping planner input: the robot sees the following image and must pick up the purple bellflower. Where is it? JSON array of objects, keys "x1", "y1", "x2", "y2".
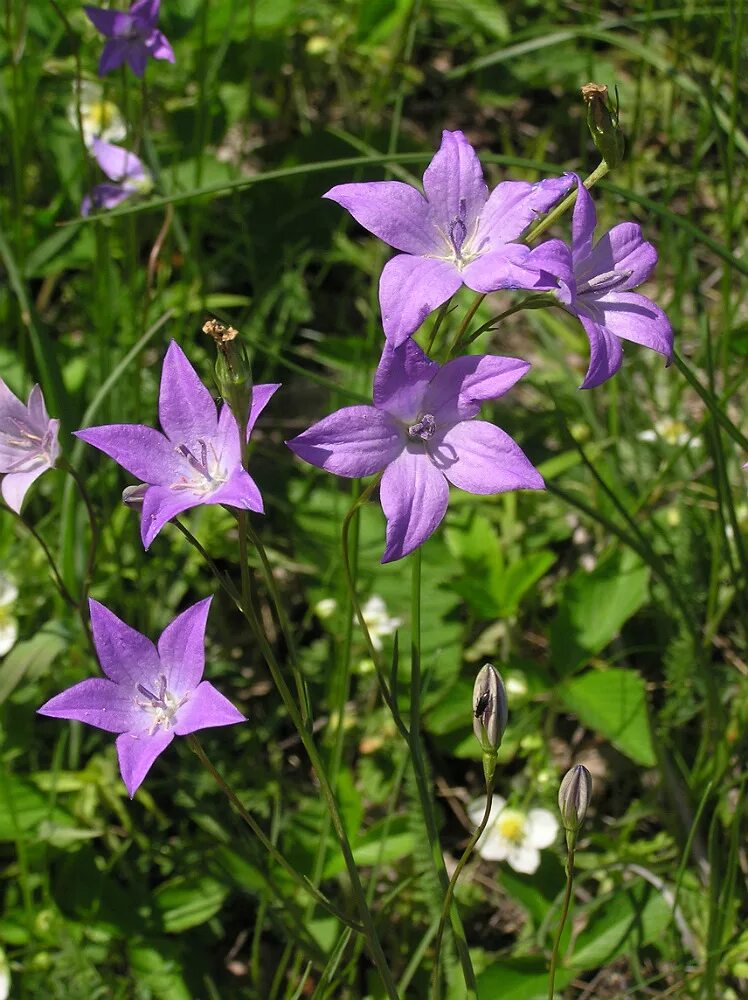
[
  {"x1": 544, "y1": 175, "x2": 673, "y2": 388},
  {"x1": 287, "y1": 340, "x2": 543, "y2": 562},
  {"x1": 76, "y1": 341, "x2": 280, "y2": 549},
  {"x1": 82, "y1": 139, "x2": 153, "y2": 216},
  {"x1": 84, "y1": 0, "x2": 175, "y2": 78},
  {"x1": 38, "y1": 597, "x2": 245, "y2": 797},
  {"x1": 0, "y1": 380, "x2": 59, "y2": 514},
  {"x1": 323, "y1": 130, "x2": 573, "y2": 346}
]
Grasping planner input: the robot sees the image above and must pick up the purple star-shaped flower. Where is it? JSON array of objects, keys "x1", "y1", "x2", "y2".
[
  {"x1": 76, "y1": 340, "x2": 280, "y2": 548},
  {"x1": 38, "y1": 597, "x2": 245, "y2": 797},
  {"x1": 324, "y1": 130, "x2": 573, "y2": 346},
  {"x1": 84, "y1": 0, "x2": 175, "y2": 78},
  {"x1": 0, "y1": 380, "x2": 60, "y2": 514},
  {"x1": 82, "y1": 139, "x2": 153, "y2": 216},
  {"x1": 545, "y1": 175, "x2": 673, "y2": 388},
  {"x1": 287, "y1": 341, "x2": 543, "y2": 562}
]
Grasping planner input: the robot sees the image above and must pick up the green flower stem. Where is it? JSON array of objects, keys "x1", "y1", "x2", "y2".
[
  {"x1": 4, "y1": 504, "x2": 77, "y2": 609},
  {"x1": 237, "y1": 510, "x2": 400, "y2": 999},
  {"x1": 58, "y1": 456, "x2": 100, "y2": 605},
  {"x1": 409, "y1": 549, "x2": 477, "y2": 998},
  {"x1": 172, "y1": 518, "x2": 243, "y2": 609},
  {"x1": 431, "y1": 775, "x2": 495, "y2": 1000},
  {"x1": 187, "y1": 733, "x2": 361, "y2": 931},
  {"x1": 442, "y1": 293, "x2": 486, "y2": 361},
  {"x1": 548, "y1": 844, "x2": 576, "y2": 1000},
  {"x1": 244, "y1": 518, "x2": 312, "y2": 728},
  {"x1": 425, "y1": 298, "x2": 454, "y2": 354},
  {"x1": 463, "y1": 294, "x2": 557, "y2": 347}
]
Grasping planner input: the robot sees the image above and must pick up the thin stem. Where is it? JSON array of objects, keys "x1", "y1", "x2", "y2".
[
  {"x1": 58, "y1": 457, "x2": 100, "y2": 603},
  {"x1": 408, "y1": 549, "x2": 477, "y2": 997},
  {"x1": 463, "y1": 294, "x2": 557, "y2": 347},
  {"x1": 425, "y1": 298, "x2": 453, "y2": 355},
  {"x1": 525, "y1": 160, "x2": 608, "y2": 246},
  {"x1": 244, "y1": 518, "x2": 312, "y2": 727},
  {"x1": 431, "y1": 778, "x2": 495, "y2": 1000},
  {"x1": 236, "y1": 511, "x2": 399, "y2": 999},
  {"x1": 548, "y1": 846, "x2": 576, "y2": 999},
  {"x1": 3, "y1": 503, "x2": 77, "y2": 608},
  {"x1": 442, "y1": 293, "x2": 486, "y2": 361},
  {"x1": 172, "y1": 518, "x2": 243, "y2": 609},
  {"x1": 187, "y1": 734, "x2": 361, "y2": 930}
]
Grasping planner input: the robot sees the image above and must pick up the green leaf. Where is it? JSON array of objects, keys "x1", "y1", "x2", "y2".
[
  {"x1": 559, "y1": 668, "x2": 655, "y2": 766},
  {"x1": 0, "y1": 630, "x2": 68, "y2": 705},
  {"x1": 550, "y1": 548, "x2": 650, "y2": 675},
  {"x1": 569, "y1": 883, "x2": 671, "y2": 970},
  {"x1": 153, "y1": 876, "x2": 229, "y2": 933},
  {"x1": 127, "y1": 940, "x2": 191, "y2": 1000},
  {"x1": 0, "y1": 771, "x2": 75, "y2": 841},
  {"x1": 476, "y1": 957, "x2": 573, "y2": 999},
  {"x1": 323, "y1": 815, "x2": 415, "y2": 879}
]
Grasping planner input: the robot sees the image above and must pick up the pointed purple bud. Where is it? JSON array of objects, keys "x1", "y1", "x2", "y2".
[
  {"x1": 558, "y1": 763, "x2": 592, "y2": 844},
  {"x1": 473, "y1": 663, "x2": 508, "y2": 756}
]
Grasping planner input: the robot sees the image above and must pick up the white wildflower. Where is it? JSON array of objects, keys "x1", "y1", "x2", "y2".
[
  {"x1": 468, "y1": 795, "x2": 558, "y2": 874},
  {"x1": 359, "y1": 595, "x2": 402, "y2": 651},
  {"x1": 67, "y1": 81, "x2": 126, "y2": 148},
  {"x1": 0, "y1": 575, "x2": 18, "y2": 657}
]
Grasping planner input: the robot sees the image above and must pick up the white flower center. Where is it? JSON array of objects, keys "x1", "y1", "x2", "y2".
[
  {"x1": 171, "y1": 439, "x2": 227, "y2": 496},
  {"x1": 135, "y1": 674, "x2": 188, "y2": 733},
  {"x1": 496, "y1": 809, "x2": 526, "y2": 845},
  {"x1": 432, "y1": 198, "x2": 487, "y2": 270},
  {"x1": 0, "y1": 418, "x2": 56, "y2": 473}
]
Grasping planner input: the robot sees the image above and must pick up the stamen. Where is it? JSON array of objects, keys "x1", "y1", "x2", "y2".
[
  {"x1": 408, "y1": 413, "x2": 436, "y2": 441},
  {"x1": 448, "y1": 197, "x2": 468, "y2": 258},
  {"x1": 579, "y1": 268, "x2": 633, "y2": 294}
]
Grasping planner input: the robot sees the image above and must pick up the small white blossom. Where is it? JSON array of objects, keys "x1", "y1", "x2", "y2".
[
  {"x1": 638, "y1": 418, "x2": 699, "y2": 448},
  {"x1": 0, "y1": 944, "x2": 9, "y2": 1000},
  {"x1": 67, "y1": 81, "x2": 126, "y2": 148},
  {"x1": 0, "y1": 575, "x2": 18, "y2": 657},
  {"x1": 314, "y1": 597, "x2": 338, "y2": 620},
  {"x1": 359, "y1": 595, "x2": 402, "y2": 651},
  {"x1": 468, "y1": 795, "x2": 558, "y2": 874}
]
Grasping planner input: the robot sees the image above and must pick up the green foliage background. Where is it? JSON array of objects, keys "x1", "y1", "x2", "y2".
[{"x1": 0, "y1": 0, "x2": 746, "y2": 997}]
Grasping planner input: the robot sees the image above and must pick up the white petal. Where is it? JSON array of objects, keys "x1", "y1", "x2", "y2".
[
  {"x1": 525, "y1": 808, "x2": 559, "y2": 849},
  {"x1": 0, "y1": 577, "x2": 18, "y2": 607},
  {"x1": 467, "y1": 794, "x2": 506, "y2": 827},
  {"x1": 0, "y1": 619, "x2": 17, "y2": 656},
  {"x1": 476, "y1": 829, "x2": 511, "y2": 861},
  {"x1": 507, "y1": 843, "x2": 541, "y2": 874}
]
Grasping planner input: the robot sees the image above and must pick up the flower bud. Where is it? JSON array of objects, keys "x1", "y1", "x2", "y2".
[
  {"x1": 558, "y1": 764, "x2": 592, "y2": 840},
  {"x1": 122, "y1": 483, "x2": 148, "y2": 511},
  {"x1": 473, "y1": 664, "x2": 508, "y2": 756},
  {"x1": 203, "y1": 319, "x2": 253, "y2": 449},
  {"x1": 581, "y1": 82, "x2": 625, "y2": 168}
]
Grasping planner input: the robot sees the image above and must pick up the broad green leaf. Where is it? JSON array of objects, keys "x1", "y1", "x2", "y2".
[
  {"x1": 153, "y1": 876, "x2": 229, "y2": 933},
  {"x1": 0, "y1": 771, "x2": 75, "y2": 841},
  {"x1": 127, "y1": 940, "x2": 191, "y2": 1000},
  {"x1": 570, "y1": 883, "x2": 671, "y2": 970},
  {"x1": 476, "y1": 957, "x2": 573, "y2": 999},
  {"x1": 323, "y1": 815, "x2": 415, "y2": 879},
  {"x1": 559, "y1": 668, "x2": 655, "y2": 766},
  {"x1": 550, "y1": 548, "x2": 650, "y2": 675},
  {"x1": 0, "y1": 630, "x2": 68, "y2": 705}
]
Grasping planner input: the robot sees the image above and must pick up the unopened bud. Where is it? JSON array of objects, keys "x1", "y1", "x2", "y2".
[
  {"x1": 581, "y1": 82, "x2": 624, "y2": 168},
  {"x1": 473, "y1": 664, "x2": 508, "y2": 756},
  {"x1": 558, "y1": 764, "x2": 592, "y2": 843},
  {"x1": 122, "y1": 483, "x2": 148, "y2": 511},
  {"x1": 203, "y1": 319, "x2": 253, "y2": 446}
]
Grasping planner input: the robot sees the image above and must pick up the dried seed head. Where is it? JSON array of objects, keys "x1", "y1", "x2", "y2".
[
  {"x1": 581, "y1": 81, "x2": 625, "y2": 167},
  {"x1": 472, "y1": 664, "x2": 508, "y2": 755},
  {"x1": 203, "y1": 318, "x2": 253, "y2": 454},
  {"x1": 558, "y1": 764, "x2": 592, "y2": 838},
  {"x1": 202, "y1": 318, "x2": 239, "y2": 343}
]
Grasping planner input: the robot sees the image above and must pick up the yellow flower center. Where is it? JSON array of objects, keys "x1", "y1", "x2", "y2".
[
  {"x1": 85, "y1": 100, "x2": 119, "y2": 131},
  {"x1": 496, "y1": 809, "x2": 526, "y2": 845}
]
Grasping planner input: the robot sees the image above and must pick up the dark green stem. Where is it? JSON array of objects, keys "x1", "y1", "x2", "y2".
[{"x1": 548, "y1": 845, "x2": 575, "y2": 999}]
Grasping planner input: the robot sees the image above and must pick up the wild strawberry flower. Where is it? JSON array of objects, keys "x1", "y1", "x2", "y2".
[
  {"x1": 359, "y1": 595, "x2": 402, "y2": 651},
  {"x1": 543, "y1": 174, "x2": 673, "y2": 388},
  {"x1": 67, "y1": 81, "x2": 126, "y2": 148},
  {"x1": 468, "y1": 795, "x2": 558, "y2": 874},
  {"x1": 0, "y1": 379, "x2": 60, "y2": 514},
  {"x1": 0, "y1": 575, "x2": 19, "y2": 657},
  {"x1": 38, "y1": 598, "x2": 244, "y2": 797},
  {"x1": 324, "y1": 129, "x2": 573, "y2": 346},
  {"x1": 82, "y1": 139, "x2": 154, "y2": 216},
  {"x1": 76, "y1": 341, "x2": 280, "y2": 549},
  {"x1": 287, "y1": 340, "x2": 543, "y2": 562},
  {"x1": 84, "y1": 0, "x2": 175, "y2": 78}
]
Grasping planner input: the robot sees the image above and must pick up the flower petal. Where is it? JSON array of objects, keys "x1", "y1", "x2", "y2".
[
  {"x1": 423, "y1": 355, "x2": 530, "y2": 424},
  {"x1": 26, "y1": 384, "x2": 50, "y2": 428},
  {"x1": 82, "y1": 183, "x2": 132, "y2": 216},
  {"x1": 84, "y1": 5, "x2": 124, "y2": 36},
  {"x1": 506, "y1": 844, "x2": 541, "y2": 874},
  {"x1": 571, "y1": 174, "x2": 596, "y2": 260},
  {"x1": 38, "y1": 678, "x2": 138, "y2": 734},
  {"x1": 323, "y1": 181, "x2": 435, "y2": 255},
  {"x1": 380, "y1": 446, "x2": 449, "y2": 562},
  {"x1": 422, "y1": 130, "x2": 488, "y2": 239},
  {"x1": 131, "y1": 0, "x2": 160, "y2": 21},
  {"x1": 140, "y1": 484, "x2": 204, "y2": 549},
  {"x1": 579, "y1": 224, "x2": 657, "y2": 290},
  {"x1": 287, "y1": 406, "x2": 403, "y2": 478},
  {"x1": 125, "y1": 43, "x2": 149, "y2": 78},
  {"x1": 145, "y1": 29, "x2": 175, "y2": 62},
  {"x1": 208, "y1": 466, "x2": 264, "y2": 513},
  {"x1": 379, "y1": 253, "x2": 462, "y2": 346},
  {"x1": 578, "y1": 314, "x2": 624, "y2": 389},
  {"x1": 522, "y1": 239, "x2": 576, "y2": 302},
  {"x1": 0, "y1": 378, "x2": 27, "y2": 422},
  {"x1": 247, "y1": 383, "x2": 282, "y2": 436},
  {"x1": 460, "y1": 244, "x2": 538, "y2": 294},
  {"x1": 475, "y1": 173, "x2": 573, "y2": 245},
  {"x1": 75, "y1": 424, "x2": 182, "y2": 486},
  {"x1": 1, "y1": 467, "x2": 47, "y2": 514},
  {"x1": 116, "y1": 729, "x2": 174, "y2": 797},
  {"x1": 525, "y1": 808, "x2": 559, "y2": 849},
  {"x1": 172, "y1": 681, "x2": 246, "y2": 735},
  {"x1": 157, "y1": 597, "x2": 212, "y2": 696},
  {"x1": 88, "y1": 598, "x2": 160, "y2": 687},
  {"x1": 91, "y1": 139, "x2": 146, "y2": 183},
  {"x1": 429, "y1": 421, "x2": 544, "y2": 495},
  {"x1": 98, "y1": 40, "x2": 129, "y2": 76},
  {"x1": 373, "y1": 340, "x2": 439, "y2": 422},
  {"x1": 595, "y1": 291, "x2": 673, "y2": 359},
  {"x1": 159, "y1": 341, "x2": 218, "y2": 446},
  {"x1": 467, "y1": 794, "x2": 506, "y2": 828}
]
